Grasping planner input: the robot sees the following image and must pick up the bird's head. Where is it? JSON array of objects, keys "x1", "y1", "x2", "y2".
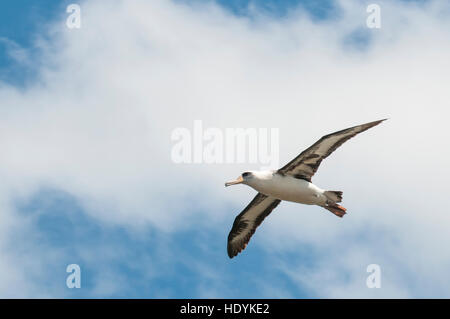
[{"x1": 225, "y1": 171, "x2": 253, "y2": 187}]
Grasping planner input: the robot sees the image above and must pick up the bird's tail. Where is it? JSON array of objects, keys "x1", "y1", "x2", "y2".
[
  {"x1": 324, "y1": 190, "x2": 343, "y2": 203},
  {"x1": 322, "y1": 203, "x2": 347, "y2": 218},
  {"x1": 322, "y1": 190, "x2": 346, "y2": 217}
]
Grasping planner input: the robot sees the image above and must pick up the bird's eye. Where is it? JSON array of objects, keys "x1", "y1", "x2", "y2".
[{"x1": 242, "y1": 172, "x2": 251, "y2": 178}]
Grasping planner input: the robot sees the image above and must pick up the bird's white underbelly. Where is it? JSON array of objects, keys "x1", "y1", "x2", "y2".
[{"x1": 248, "y1": 175, "x2": 327, "y2": 205}]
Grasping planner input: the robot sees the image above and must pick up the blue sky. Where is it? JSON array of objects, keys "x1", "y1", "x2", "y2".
[
  {"x1": 0, "y1": 0, "x2": 366, "y2": 86},
  {"x1": 1, "y1": 0, "x2": 450, "y2": 298},
  {"x1": 0, "y1": 0, "x2": 66, "y2": 85},
  {"x1": 15, "y1": 187, "x2": 308, "y2": 298}
]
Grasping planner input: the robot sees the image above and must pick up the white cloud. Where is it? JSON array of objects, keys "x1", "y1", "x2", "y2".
[{"x1": 1, "y1": 0, "x2": 450, "y2": 297}]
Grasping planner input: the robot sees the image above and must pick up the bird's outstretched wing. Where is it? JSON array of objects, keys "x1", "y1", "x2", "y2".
[
  {"x1": 227, "y1": 193, "x2": 281, "y2": 258},
  {"x1": 278, "y1": 119, "x2": 386, "y2": 182}
]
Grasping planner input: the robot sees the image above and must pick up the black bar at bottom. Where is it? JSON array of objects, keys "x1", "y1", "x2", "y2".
[{"x1": 0, "y1": 299, "x2": 448, "y2": 317}]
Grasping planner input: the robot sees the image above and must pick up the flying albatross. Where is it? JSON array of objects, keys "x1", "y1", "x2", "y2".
[{"x1": 225, "y1": 119, "x2": 386, "y2": 258}]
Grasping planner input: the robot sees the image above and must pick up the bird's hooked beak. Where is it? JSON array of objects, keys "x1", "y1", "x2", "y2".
[{"x1": 225, "y1": 175, "x2": 244, "y2": 187}]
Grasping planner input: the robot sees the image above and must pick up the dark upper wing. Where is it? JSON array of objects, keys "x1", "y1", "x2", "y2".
[
  {"x1": 227, "y1": 193, "x2": 281, "y2": 258},
  {"x1": 278, "y1": 119, "x2": 386, "y2": 182}
]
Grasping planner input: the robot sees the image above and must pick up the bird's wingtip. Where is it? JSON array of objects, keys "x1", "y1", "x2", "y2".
[{"x1": 369, "y1": 118, "x2": 388, "y2": 126}]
